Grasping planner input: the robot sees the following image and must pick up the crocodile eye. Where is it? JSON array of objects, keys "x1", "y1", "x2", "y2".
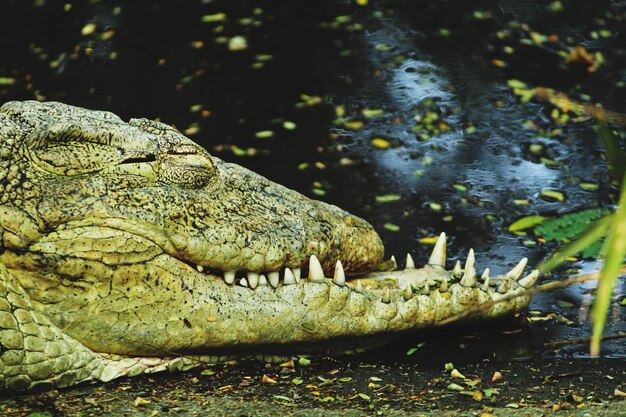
[{"x1": 158, "y1": 150, "x2": 219, "y2": 189}]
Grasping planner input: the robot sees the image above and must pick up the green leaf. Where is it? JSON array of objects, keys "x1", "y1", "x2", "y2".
[
  {"x1": 375, "y1": 194, "x2": 402, "y2": 203},
  {"x1": 539, "y1": 213, "x2": 614, "y2": 273},
  {"x1": 535, "y1": 208, "x2": 610, "y2": 243},
  {"x1": 508, "y1": 215, "x2": 546, "y2": 232},
  {"x1": 597, "y1": 123, "x2": 626, "y2": 183},
  {"x1": 383, "y1": 223, "x2": 400, "y2": 232},
  {"x1": 358, "y1": 393, "x2": 371, "y2": 401},
  {"x1": 591, "y1": 174, "x2": 626, "y2": 355}
]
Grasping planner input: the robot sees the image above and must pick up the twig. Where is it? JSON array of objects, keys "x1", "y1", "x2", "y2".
[{"x1": 545, "y1": 331, "x2": 626, "y2": 348}]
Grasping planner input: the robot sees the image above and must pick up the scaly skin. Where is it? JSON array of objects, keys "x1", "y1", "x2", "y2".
[{"x1": 0, "y1": 101, "x2": 538, "y2": 392}]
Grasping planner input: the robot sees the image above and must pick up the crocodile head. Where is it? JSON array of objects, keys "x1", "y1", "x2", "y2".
[{"x1": 0, "y1": 101, "x2": 538, "y2": 391}]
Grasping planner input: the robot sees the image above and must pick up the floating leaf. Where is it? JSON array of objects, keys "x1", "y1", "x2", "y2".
[
  {"x1": 361, "y1": 108, "x2": 385, "y2": 117},
  {"x1": 452, "y1": 184, "x2": 468, "y2": 192},
  {"x1": 81, "y1": 23, "x2": 97, "y2": 36},
  {"x1": 508, "y1": 215, "x2": 546, "y2": 232},
  {"x1": 282, "y1": 121, "x2": 297, "y2": 130},
  {"x1": 371, "y1": 138, "x2": 390, "y2": 149},
  {"x1": 383, "y1": 223, "x2": 400, "y2": 232},
  {"x1": 375, "y1": 194, "x2": 401, "y2": 203},
  {"x1": 255, "y1": 130, "x2": 274, "y2": 139},
  {"x1": 201, "y1": 13, "x2": 227, "y2": 23},
  {"x1": 540, "y1": 189, "x2": 566, "y2": 202}
]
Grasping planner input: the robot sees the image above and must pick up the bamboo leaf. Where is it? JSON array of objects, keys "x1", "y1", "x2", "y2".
[
  {"x1": 590, "y1": 174, "x2": 626, "y2": 355},
  {"x1": 538, "y1": 213, "x2": 614, "y2": 273}
]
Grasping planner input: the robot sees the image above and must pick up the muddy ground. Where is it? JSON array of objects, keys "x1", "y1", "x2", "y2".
[{"x1": 1, "y1": 354, "x2": 624, "y2": 416}]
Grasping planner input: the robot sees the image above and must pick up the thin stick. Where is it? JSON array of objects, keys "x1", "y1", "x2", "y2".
[{"x1": 545, "y1": 331, "x2": 626, "y2": 348}]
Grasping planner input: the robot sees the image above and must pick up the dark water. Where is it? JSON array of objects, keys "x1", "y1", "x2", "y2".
[{"x1": 1, "y1": 0, "x2": 624, "y2": 361}]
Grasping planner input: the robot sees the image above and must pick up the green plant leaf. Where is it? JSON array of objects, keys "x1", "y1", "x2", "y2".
[
  {"x1": 591, "y1": 175, "x2": 626, "y2": 355},
  {"x1": 538, "y1": 213, "x2": 614, "y2": 273},
  {"x1": 597, "y1": 123, "x2": 626, "y2": 183},
  {"x1": 535, "y1": 208, "x2": 610, "y2": 243}
]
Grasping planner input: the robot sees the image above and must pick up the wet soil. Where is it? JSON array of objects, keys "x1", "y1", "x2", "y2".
[{"x1": 1, "y1": 0, "x2": 625, "y2": 415}]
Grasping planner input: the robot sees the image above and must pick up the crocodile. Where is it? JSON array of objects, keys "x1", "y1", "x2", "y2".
[{"x1": 0, "y1": 101, "x2": 538, "y2": 392}]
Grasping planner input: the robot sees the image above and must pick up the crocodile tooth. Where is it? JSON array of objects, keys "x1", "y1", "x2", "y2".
[
  {"x1": 481, "y1": 268, "x2": 490, "y2": 281},
  {"x1": 258, "y1": 274, "x2": 268, "y2": 286},
  {"x1": 224, "y1": 270, "x2": 236, "y2": 285},
  {"x1": 428, "y1": 232, "x2": 447, "y2": 267},
  {"x1": 247, "y1": 272, "x2": 259, "y2": 289},
  {"x1": 356, "y1": 279, "x2": 363, "y2": 293},
  {"x1": 283, "y1": 268, "x2": 296, "y2": 285},
  {"x1": 460, "y1": 249, "x2": 477, "y2": 287},
  {"x1": 196, "y1": 264, "x2": 204, "y2": 273},
  {"x1": 439, "y1": 277, "x2": 448, "y2": 292},
  {"x1": 309, "y1": 255, "x2": 325, "y2": 281},
  {"x1": 405, "y1": 253, "x2": 415, "y2": 270},
  {"x1": 519, "y1": 269, "x2": 539, "y2": 288},
  {"x1": 381, "y1": 288, "x2": 391, "y2": 304},
  {"x1": 239, "y1": 278, "x2": 249, "y2": 288},
  {"x1": 268, "y1": 271, "x2": 280, "y2": 288},
  {"x1": 452, "y1": 260, "x2": 462, "y2": 277},
  {"x1": 403, "y1": 285, "x2": 414, "y2": 300},
  {"x1": 293, "y1": 268, "x2": 302, "y2": 283},
  {"x1": 422, "y1": 282, "x2": 430, "y2": 295},
  {"x1": 480, "y1": 268, "x2": 490, "y2": 291},
  {"x1": 505, "y1": 258, "x2": 528, "y2": 280},
  {"x1": 333, "y1": 260, "x2": 345, "y2": 287},
  {"x1": 390, "y1": 255, "x2": 397, "y2": 269}
]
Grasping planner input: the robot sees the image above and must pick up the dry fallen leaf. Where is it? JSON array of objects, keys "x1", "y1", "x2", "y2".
[
  {"x1": 133, "y1": 396, "x2": 151, "y2": 406},
  {"x1": 450, "y1": 369, "x2": 466, "y2": 379},
  {"x1": 614, "y1": 388, "x2": 626, "y2": 397},
  {"x1": 261, "y1": 374, "x2": 278, "y2": 384},
  {"x1": 491, "y1": 371, "x2": 503, "y2": 382}
]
